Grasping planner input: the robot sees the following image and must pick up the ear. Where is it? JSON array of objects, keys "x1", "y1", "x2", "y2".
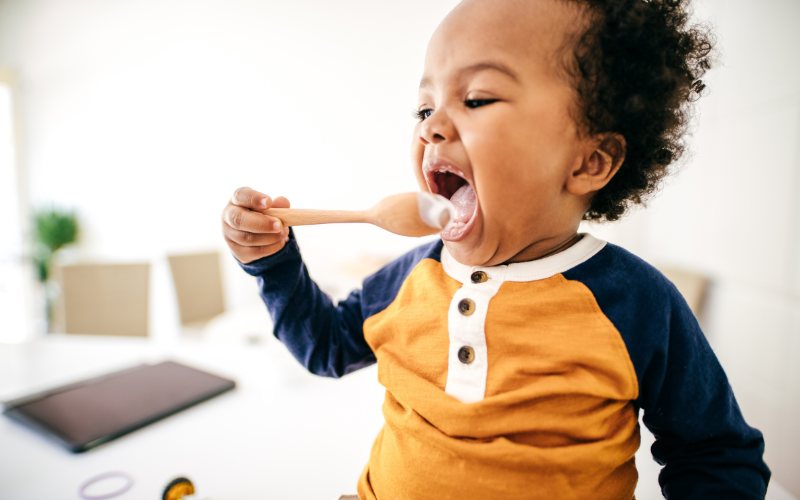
[{"x1": 566, "y1": 134, "x2": 626, "y2": 196}]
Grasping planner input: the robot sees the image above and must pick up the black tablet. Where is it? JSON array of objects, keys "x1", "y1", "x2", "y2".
[{"x1": 2, "y1": 361, "x2": 236, "y2": 452}]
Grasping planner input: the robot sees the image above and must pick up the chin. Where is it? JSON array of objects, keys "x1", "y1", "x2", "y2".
[{"x1": 442, "y1": 235, "x2": 499, "y2": 267}]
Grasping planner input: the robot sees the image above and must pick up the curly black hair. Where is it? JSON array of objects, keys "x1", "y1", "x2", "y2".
[{"x1": 563, "y1": 0, "x2": 715, "y2": 221}]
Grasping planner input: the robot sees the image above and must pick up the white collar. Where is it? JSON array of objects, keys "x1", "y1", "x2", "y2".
[{"x1": 441, "y1": 233, "x2": 607, "y2": 284}]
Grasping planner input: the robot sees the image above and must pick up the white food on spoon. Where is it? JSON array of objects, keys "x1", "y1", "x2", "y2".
[{"x1": 417, "y1": 192, "x2": 455, "y2": 231}]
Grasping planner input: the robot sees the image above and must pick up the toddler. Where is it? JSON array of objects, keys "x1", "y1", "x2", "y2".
[{"x1": 221, "y1": 0, "x2": 770, "y2": 498}]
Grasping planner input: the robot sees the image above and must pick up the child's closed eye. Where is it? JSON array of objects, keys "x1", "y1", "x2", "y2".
[
  {"x1": 465, "y1": 98, "x2": 499, "y2": 109},
  {"x1": 412, "y1": 99, "x2": 498, "y2": 121}
]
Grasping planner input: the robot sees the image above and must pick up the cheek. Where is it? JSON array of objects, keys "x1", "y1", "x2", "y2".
[
  {"x1": 461, "y1": 120, "x2": 550, "y2": 204},
  {"x1": 461, "y1": 115, "x2": 574, "y2": 228},
  {"x1": 463, "y1": 102, "x2": 578, "y2": 192},
  {"x1": 467, "y1": 113, "x2": 570, "y2": 172}
]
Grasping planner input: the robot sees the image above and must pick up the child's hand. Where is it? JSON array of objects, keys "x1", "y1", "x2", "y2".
[{"x1": 222, "y1": 187, "x2": 291, "y2": 263}]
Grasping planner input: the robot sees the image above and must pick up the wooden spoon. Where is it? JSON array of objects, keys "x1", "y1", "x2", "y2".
[{"x1": 261, "y1": 192, "x2": 454, "y2": 237}]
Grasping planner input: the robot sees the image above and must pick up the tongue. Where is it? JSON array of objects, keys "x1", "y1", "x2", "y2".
[{"x1": 450, "y1": 183, "x2": 476, "y2": 224}]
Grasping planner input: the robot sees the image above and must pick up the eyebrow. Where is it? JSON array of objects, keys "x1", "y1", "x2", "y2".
[{"x1": 419, "y1": 61, "x2": 520, "y2": 89}]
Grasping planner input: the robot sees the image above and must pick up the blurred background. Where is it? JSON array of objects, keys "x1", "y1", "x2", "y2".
[{"x1": 0, "y1": 0, "x2": 797, "y2": 498}]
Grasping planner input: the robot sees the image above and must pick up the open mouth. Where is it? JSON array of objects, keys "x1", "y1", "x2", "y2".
[{"x1": 423, "y1": 160, "x2": 478, "y2": 241}]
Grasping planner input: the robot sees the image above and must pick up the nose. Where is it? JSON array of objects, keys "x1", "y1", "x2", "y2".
[{"x1": 419, "y1": 109, "x2": 456, "y2": 145}]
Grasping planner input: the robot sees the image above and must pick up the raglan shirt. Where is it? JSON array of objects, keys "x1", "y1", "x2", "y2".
[{"x1": 240, "y1": 231, "x2": 770, "y2": 500}]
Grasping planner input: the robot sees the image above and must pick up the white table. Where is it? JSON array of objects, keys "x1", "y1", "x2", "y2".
[
  {"x1": 0, "y1": 335, "x2": 385, "y2": 500},
  {"x1": 1, "y1": 335, "x2": 795, "y2": 500}
]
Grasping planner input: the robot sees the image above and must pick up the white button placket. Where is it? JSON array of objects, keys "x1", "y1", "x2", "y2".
[{"x1": 444, "y1": 266, "x2": 505, "y2": 404}]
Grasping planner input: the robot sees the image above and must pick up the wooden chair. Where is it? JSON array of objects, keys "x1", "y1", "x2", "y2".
[
  {"x1": 167, "y1": 251, "x2": 226, "y2": 327},
  {"x1": 55, "y1": 263, "x2": 150, "y2": 336}
]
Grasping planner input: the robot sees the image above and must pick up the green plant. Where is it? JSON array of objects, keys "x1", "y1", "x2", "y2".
[{"x1": 33, "y1": 208, "x2": 79, "y2": 282}]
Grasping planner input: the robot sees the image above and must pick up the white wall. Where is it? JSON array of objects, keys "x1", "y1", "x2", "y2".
[
  {"x1": 0, "y1": 0, "x2": 798, "y2": 495},
  {"x1": 0, "y1": 0, "x2": 461, "y2": 337},
  {"x1": 0, "y1": 76, "x2": 31, "y2": 343}
]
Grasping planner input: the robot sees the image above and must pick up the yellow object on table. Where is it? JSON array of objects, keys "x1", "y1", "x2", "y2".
[{"x1": 162, "y1": 477, "x2": 195, "y2": 500}]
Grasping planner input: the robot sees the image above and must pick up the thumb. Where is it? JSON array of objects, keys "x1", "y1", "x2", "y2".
[{"x1": 271, "y1": 196, "x2": 291, "y2": 209}]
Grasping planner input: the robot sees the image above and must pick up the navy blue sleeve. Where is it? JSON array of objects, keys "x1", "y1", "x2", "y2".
[
  {"x1": 564, "y1": 244, "x2": 770, "y2": 499},
  {"x1": 238, "y1": 230, "x2": 443, "y2": 378},
  {"x1": 239, "y1": 230, "x2": 374, "y2": 378}
]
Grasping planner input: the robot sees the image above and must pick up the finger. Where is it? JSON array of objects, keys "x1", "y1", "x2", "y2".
[
  {"x1": 228, "y1": 235, "x2": 289, "y2": 264},
  {"x1": 223, "y1": 205, "x2": 283, "y2": 233},
  {"x1": 231, "y1": 186, "x2": 271, "y2": 210},
  {"x1": 271, "y1": 196, "x2": 291, "y2": 209},
  {"x1": 224, "y1": 226, "x2": 288, "y2": 247}
]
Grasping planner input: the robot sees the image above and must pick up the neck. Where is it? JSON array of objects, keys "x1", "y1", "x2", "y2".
[{"x1": 504, "y1": 230, "x2": 583, "y2": 264}]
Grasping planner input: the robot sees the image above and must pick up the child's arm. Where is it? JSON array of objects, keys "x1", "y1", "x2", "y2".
[
  {"x1": 222, "y1": 187, "x2": 375, "y2": 377},
  {"x1": 565, "y1": 248, "x2": 770, "y2": 498},
  {"x1": 636, "y1": 297, "x2": 770, "y2": 498}
]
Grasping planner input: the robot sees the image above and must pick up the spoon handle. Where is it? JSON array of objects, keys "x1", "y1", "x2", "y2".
[{"x1": 262, "y1": 208, "x2": 372, "y2": 227}]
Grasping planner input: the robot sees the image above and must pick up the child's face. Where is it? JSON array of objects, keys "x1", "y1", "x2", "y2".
[{"x1": 412, "y1": 0, "x2": 598, "y2": 267}]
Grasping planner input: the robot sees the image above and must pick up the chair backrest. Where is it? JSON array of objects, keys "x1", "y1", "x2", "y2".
[
  {"x1": 657, "y1": 266, "x2": 710, "y2": 321},
  {"x1": 56, "y1": 263, "x2": 150, "y2": 336},
  {"x1": 167, "y1": 251, "x2": 225, "y2": 326}
]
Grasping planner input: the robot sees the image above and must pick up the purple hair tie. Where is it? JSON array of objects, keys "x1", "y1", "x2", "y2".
[{"x1": 78, "y1": 471, "x2": 134, "y2": 500}]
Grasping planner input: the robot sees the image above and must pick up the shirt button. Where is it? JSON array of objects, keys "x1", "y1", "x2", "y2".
[
  {"x1": 470, "y1": 271, "x2": 488, "y2": 283},
  {"x1": 458, "y1": 346, "x2": 475, "y2": 364},
  {"x1": 457, "y1": 298, "x2": 475, "y2": 316}
]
